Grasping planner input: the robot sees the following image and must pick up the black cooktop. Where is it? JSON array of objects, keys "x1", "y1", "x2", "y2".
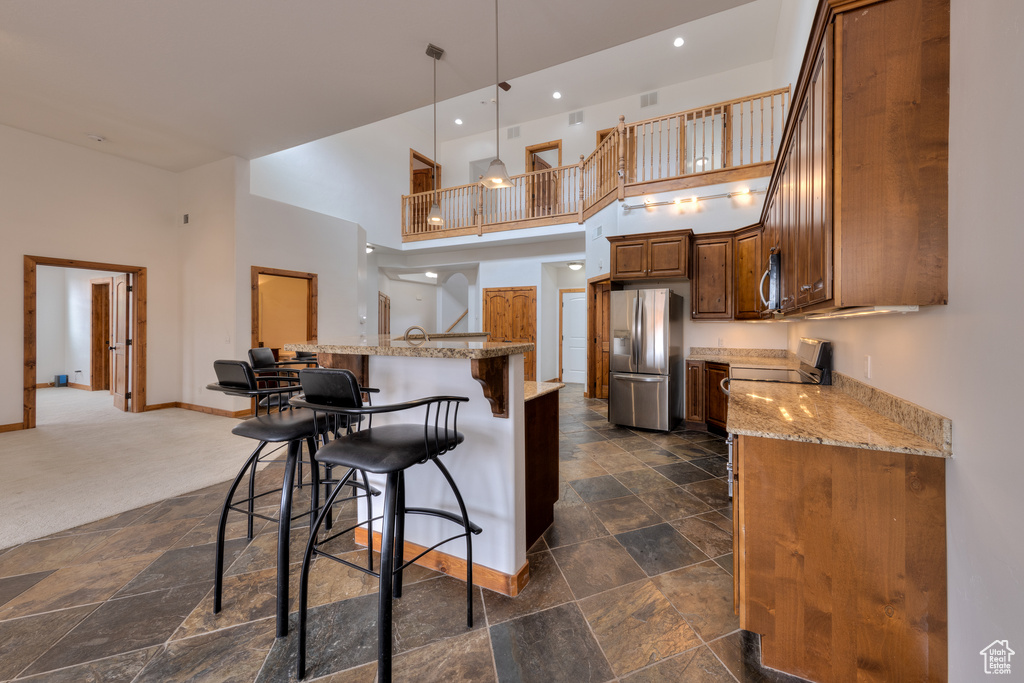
[{"x1": 728, "y1": 366, "x2": 814, "y2": 383}]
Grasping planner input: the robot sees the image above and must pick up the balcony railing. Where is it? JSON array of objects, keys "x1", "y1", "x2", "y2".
[{"x1": 402, "y1": 87, "x2": 789, "y2": 242}]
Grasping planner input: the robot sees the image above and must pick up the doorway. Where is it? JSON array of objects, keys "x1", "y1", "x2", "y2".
[
  {"x1": 559, "y1": 288, "x2": 586, "y2": 383},
  {"x1": 378, "y1": 292, "x2": 391, "y2": 336},
  {"x1": 250, "y1": 267, "x2": 318, "y2": 355},
  {"x1": 525, "y1": 140, "x2": 561, "y2": 217},
  {"x1": 410, "y1": 149, "x2": 442, "y2": 232},
  {"x1": 23, "y1": 256, "x2": 148, "y2": 429},
  {"x1": 482, "y1": 286, "x2": 537, "y2": 381}
]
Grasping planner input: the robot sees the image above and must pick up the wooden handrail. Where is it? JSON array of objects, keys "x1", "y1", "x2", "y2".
[{"x1": 444, "y1": 309, "x2": 468, "y2": 333}]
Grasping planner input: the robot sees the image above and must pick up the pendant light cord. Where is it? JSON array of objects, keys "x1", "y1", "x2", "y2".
[
  {"x1": 433, "y1": 55, "x2": 438, "y2": 203},
  {"x1": 494, "y1": 0, "x2": 500, "y2": 161}
]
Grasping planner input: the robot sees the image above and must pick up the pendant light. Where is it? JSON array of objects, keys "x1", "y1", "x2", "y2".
[
  {"x1": 481, "y1": 0, "x2": 513, "y2": 189},
  {"x1": 426, "y1": 43, "x2": 445, "y2": 226}
]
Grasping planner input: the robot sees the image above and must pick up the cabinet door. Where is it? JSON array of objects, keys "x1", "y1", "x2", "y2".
[
  {"x1": 734, "y1": 228, "x2": 762, "y2": 320},
  {"x1": 805, "y1": 29, "x2": 833, "y2": 307},
  {"x1": 685, "y1": 360, "x2": 705, "y2": 423},
  {"x1": 705, "y1": 362, "x2": 729, "y2": 432},
  {"x1": 610, "y1": 239, "x2": 647, "y2": 280},
  {"x1": 782, "y1": 149, "x2": 799, "y2": 313},
  {"x1": 648, "y1": 234, "x2": 689, "y2": 278},
  {"x1": 691, "y1": 236, "x2": 734, "y2": 320}
]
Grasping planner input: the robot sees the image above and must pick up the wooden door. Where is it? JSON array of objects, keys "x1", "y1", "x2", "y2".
[
  {"x1": 378, "y1": 292, "x2": 391, "y2": 336},
  {"x1": 704, "y1": 362, "x2": 729, "y2": 433},
  {"x1": 90, "y1": 280, "x2": 111, "y2": 391},
  {"x1": 112, "y1": 274, "x2": 130, "y2": 411},
  {"x1": 586, "y1": 278, "x2": 611, "y2": 399},
  {"x1": 803, "y1": 28, "x2": 832, "y2": 307},
  {"x1": 530, "y1": 155, "x2": 554, "y2": 217},
  {"x1": 482, "y1": 286, "x2": 537, "y2": 381}
]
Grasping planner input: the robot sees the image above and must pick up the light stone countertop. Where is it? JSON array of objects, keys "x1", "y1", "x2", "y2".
[
  {"x1": 286, "y1": 336, "x2": 533, "y2": 360},
  {"x1": 524, "y1": 381, "x2": 564, "y2": 401},
  {"x1": 727, "y1": 380, "x2": 948, "y2": 457}
]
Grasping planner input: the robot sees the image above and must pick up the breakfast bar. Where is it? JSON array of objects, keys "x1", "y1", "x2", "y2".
[{"x1": 286, "y1": 336, "x2": 535, "y2": 596}]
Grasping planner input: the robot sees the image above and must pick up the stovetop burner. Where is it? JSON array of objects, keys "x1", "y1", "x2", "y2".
[{"x1": 728, "y1": 338, "x2": 832, "y2": 386}]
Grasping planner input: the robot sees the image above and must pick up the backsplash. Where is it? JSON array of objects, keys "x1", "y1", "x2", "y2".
[{"x1": 688, "y1": 347, "x2": 790, "y2": 358}]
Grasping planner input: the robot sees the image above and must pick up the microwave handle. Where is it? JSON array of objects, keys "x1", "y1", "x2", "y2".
[{"x1": 759, "y1": 266, "x2": 771, "y2": 307}]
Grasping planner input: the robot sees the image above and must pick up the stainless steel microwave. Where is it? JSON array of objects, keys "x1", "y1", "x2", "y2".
[{"x1": 760, "y1": 250, "x2": 781, "y2": 311}]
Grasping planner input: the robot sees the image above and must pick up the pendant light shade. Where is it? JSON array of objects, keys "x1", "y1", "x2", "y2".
[
  {"x1": 481, "y1": 0, "x2": 513, "y2": 189},
  {"x1": 426, "y1": 43, "x2": 445, "y2": 226}
]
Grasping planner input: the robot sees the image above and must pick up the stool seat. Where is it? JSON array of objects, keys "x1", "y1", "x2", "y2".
[
  {"x1": 315, "y1": 425, "x2": 464, "y2": 474},
  {"x1": 231, "y1": 408, "x2": 321, "y2": 442}
]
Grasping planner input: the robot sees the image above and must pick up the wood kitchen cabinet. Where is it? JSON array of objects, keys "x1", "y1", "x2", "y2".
[
  {"x1": 733, "y1": 226, "x2": 762, "y2": 320},
  {"x1": 734, "y1": 435, "x2": 947, "y2": 682},
  {"x1": 684, "y1": 360, "x2": 705, "y2": 425},
  {"x1": 690, "y1": 233, "x2": 733, "y2": 320},
  {"x1": 704, "y1": 362, "x2": 728, "y2": 434},
  {"x1": 761, "y1": 0, "x2": 948, "y2": 316},
  {"x1": 609, "y1": 230, "x2": 690, "y2": 281}
]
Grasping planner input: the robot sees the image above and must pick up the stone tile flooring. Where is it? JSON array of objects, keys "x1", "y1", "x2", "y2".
[{"x1": 0, "y1": 386, "x2": 805, "y2": 682}]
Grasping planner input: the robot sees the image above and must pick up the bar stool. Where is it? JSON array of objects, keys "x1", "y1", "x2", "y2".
[
  {"x1": 291, "y1": 368, "x2": 481, "y2": 683},
  {"x1": 206, "y1": 360, "x2": 374, "y2": 638}
]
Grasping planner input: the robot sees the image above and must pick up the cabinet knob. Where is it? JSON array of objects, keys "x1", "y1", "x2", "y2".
[{"x1": 800, "y1": 284, "x2": 812, "y2": 291}]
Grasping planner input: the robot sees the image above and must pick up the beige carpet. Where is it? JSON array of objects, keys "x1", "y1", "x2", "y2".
[{"x1": 0, "y1": 388, "x2": 261, "y2": 550}]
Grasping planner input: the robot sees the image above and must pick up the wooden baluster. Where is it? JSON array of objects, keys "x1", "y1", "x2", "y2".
[
  {"x1": 477, "y1": 177, "x2": 484, "y2": 236},
  {"x1": 749, "y1": 99, "x2": 754, "y2": 166},
  {"x1": 702, "y1": 113, "x2": 707, "y2": 171},
  {"x1": 657, "y1": 119, "x2": 663, "y2": 180},
  {"x1": 770, "y1": 95, "x2": 775, "y2": 161}
]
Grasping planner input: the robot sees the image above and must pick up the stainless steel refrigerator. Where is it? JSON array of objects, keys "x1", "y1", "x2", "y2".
[{"x1": 608, "y1": 288, "x2": 684, "y2": 431}]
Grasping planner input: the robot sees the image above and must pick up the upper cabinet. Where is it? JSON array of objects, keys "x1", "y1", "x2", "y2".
[
  {"x1": 609, "y1": 230, "x2": 690, "y2": 281},
  {"x1": 759, "y1": 0, "x2": 949, "y2": 316},
  {"x1": 690, "y1": 233, "x2": 734, "y2": 320},
  {"x1": 733, "y1": 226, "x2": 763, "y2": 320}
]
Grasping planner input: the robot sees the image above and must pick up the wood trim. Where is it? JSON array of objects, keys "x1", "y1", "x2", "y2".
[
  {"x1": 24, "y1": 256, "x2": 148, "y2": 429},
  {"x1": 317, "y1": 353, "x2": 369, "y2": 388},
  {"x1": 250, "y1": 266, "x2": 318, "y2": 351},
  {"x1": 68, "y1": 383, "x2": 90, "y2": 391},
  {"x1": 0, "y1": 422, "x2": 26, "y2": 434},
  {"x1": 524, "y1": 140, "x2": 562, "y2": 171},
  {"x1": 470, "y1": 356, "x2": 509, "y2": 419},
  {"x1": 354, "y1": 527, "x2": 530, "y2": 597},
  {"x1": 624, "y1": 161, "x2": 775, "y2": 197},
  {"x1": 557, "y1": 288, "x2": 585, "y2": 382},
  {"x1": 35, "y1": 383, "x2": 53, "y2": 389},
  {"x1": 90, "y1": 277, "x2": 113, "y2": 392},
  {"x1": 595, "y1": 127, "x2": 615, "y2": 148},
  {"x1": 401, "y1": 213, "x2": 577, "y2": 243},
  {"x1": 143, "y1": 402, "x2": 178, "y2": 411},
  {"x1": 176, "y1": 402, "x2": 251, "y2": 418},
  {"x1": 410, "y1": 149, "x2": 442, "y2": 194}
]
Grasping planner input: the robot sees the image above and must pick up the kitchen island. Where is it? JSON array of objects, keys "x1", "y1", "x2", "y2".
[
  {"x1": 286, "y1": 336, "x2": 535, "y2": 596},
  {"x1": 727, "y1": 374, "x2": 951, "y2": 682}
]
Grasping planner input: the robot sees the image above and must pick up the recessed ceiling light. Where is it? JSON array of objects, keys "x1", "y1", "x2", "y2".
[
  {"x1": 365, "y1": 244, "x2": 375, "y2": 254},
  {"x1": 673, "y1": 37, "x2": 685, "y2": 47},
  {"x1": 552, "y1": 91, "x2": 562, "y2": 99},
  {"x1": 455, "y1": 118, "x2": 463, "y2": 125},
  {"x1": 425, "y1": 271, "x2": 438, "y2": 278}
]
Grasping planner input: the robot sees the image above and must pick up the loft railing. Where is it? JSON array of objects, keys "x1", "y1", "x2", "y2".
[{"x1": 402, "y1": 86, "x2": 789, "y2": 241}]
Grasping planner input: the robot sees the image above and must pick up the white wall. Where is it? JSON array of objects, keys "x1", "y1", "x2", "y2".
[
  {"x1": 388, "y1": 280, "x2": 439, "y2": 334},
  {"x1": 786, "y1": 3, "x2": 1024, "y2": 677},
  {"x1": 439, "y1": 272, "x2": 470, "y2": 332},
  {"x1": 771, "y1": 0, "x2": 819, "y2": 91},
  {"x1": 35, "y1": 268, "x2": 67, "y2": 383},
  {"x1": 0, "y1": 123, "x2": 182, "y2": 424}
]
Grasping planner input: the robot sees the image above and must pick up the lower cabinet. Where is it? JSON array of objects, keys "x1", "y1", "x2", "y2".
[
  {"x1": 684, "y1": 360, "x2": 705, "y2": 424},
  {"x1": 704, "y1": 362, "x2": 729, "y2": 434},
  {"x1": 524, "y1": 389, "x2": 559, "y2": 551},
  {"x1": 733, "y1": 435, "x2": 947, "y2": 682}
]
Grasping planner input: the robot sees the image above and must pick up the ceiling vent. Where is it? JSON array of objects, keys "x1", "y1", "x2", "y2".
[
  {"x1": 507, "y1": 125, "x2": 520, "y2": 140},
  {"x1": 640, "y1": 91, "x2": 659, "y2": 108},
  {"x1": 568, "y1": 110, "x2": 584, "y2": 126}
]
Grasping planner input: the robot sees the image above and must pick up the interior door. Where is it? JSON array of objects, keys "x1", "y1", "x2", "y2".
[
  {"x1": 560, "y1": 290, "x2": 587, "y2": 383},
  {"x1": 111, "y1": 274, "x2": 130, "y2": 411},
  {"x1": 530, "y1": 155, "x2": 553, "y2": 217},
  {"x1": 482, "y1": 286, "x2": 536, "y2": 381},
  {"x1": 587, "y1": 278, "x2": 612, "y2": 399}
]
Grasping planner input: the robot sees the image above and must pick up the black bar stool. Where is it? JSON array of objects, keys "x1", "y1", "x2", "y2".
[
  {"x1": 206, "y1": 360, "x2": 374, "y2": 638},
  {"x1": 291, "y1": 368, "x2": 481, "y2": 683}
]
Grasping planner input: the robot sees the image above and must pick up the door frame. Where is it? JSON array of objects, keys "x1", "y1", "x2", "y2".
[
  {"x1": 482, "y1": 286, "x2": 537, "y2": 382},
  {"x1": 524, "y1": 140, "x2": 562, "y2": 171},
  {"x1": 410, "y1": 149, "x2": 442, "y2": 194},
  {"x1": 250, "y1": 266, "x2": 318, "y2": 351},
  {"x1": 558, "y1": 288, "x2": 585, "y2": 382},
  {"x1": 90, "y1": 277, "x2": 113, "y2": 392},
  {"x1": 23, "y1": 255, "x2": 148, "y2": 429}
]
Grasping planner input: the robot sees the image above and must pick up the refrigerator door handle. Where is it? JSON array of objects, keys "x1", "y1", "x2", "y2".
[
  {"x1": 611, "y1": 373, "x2": 664, "y2": 382},
  {"x1": 631, "y1": 297, "x2": 640, "y2": 369}
]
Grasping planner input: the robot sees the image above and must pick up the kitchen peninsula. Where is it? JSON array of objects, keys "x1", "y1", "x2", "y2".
[{"x1": 286, "y1": 336, "x2": 537, "y2": 596}]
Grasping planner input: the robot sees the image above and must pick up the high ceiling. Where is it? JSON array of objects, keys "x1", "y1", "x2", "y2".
[{"x1": 0, "y1": 0, "x2": 776, "y2": 172}]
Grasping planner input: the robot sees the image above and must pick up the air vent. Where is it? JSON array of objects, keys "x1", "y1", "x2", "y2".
[
  {"x1": 593, "y1": 224, "x2": 603, "y2": 239},
  {"x1": 640, "y1": 91, "x2": 659, "y2": 108},
  {"x1": 507, "y1": 126, "x2": 520, "y2": 140},
  {"x1": 568, "y1": 110, "x2": 584, "y2": 126}
]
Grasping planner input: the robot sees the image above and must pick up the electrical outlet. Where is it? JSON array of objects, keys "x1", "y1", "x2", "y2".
[
  {"x1": 864, "y1": 355, "x2": 872, "y2": 379},
  {"x1": 718, "y1": 337, "x2": 724, "y2": 348}
]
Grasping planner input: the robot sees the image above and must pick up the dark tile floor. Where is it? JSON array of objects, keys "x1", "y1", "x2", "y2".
[{"x1": 0, "y1": 386, "x2": 805, "y2": 682}]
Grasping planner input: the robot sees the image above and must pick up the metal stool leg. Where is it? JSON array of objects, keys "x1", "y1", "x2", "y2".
[
  {"x1": 215, "y1": 441, "x2": 266, "y2": 614},
  {"x1": 275, "y1": 439, "x2": 300, "y2": 638},
  {"x1": 392, "y1": 471, "x2": 406, "y2": 599},
  {"x1": 377, "y1": 472, "x2": 400, "y2": 683}
]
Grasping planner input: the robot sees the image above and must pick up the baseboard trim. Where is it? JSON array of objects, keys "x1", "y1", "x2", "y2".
[
  {"x1": 144, "y1": 402, "x2": 178, "y2": 412},
  {"x1": 0, "y1": 422, "x2": 25, "y2": 433},
  {"x1": 176, "y1": 402, "x2": 251, "y2": 418},
  {"x1": 35, "y1": 383, "x2": 53, "y2": 388},
  {"x1": 68, "y1": 382, "x2": 90, "y2": 390},
  {"x1": 354, "y1": 527, "x2": 530, "y2": 597}
]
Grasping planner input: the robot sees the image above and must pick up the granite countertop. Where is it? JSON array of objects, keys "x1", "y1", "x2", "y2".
[
  {"x1": 686, "y1": 347, "x2": 798, "y2": 368},
  {"x1": 524, "y1": 381, "x2": 564, "y2": 401},
  {"x1": 727, "y1": 379, "x2": 949, "y2": 458},
  {"x1": 285, "y1": 337, "x2": 533, "y2": 360}
]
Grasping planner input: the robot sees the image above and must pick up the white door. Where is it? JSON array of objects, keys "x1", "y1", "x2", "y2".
[{"x1": 560, "y1": 291, "x2": 587, "y2": 384}]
